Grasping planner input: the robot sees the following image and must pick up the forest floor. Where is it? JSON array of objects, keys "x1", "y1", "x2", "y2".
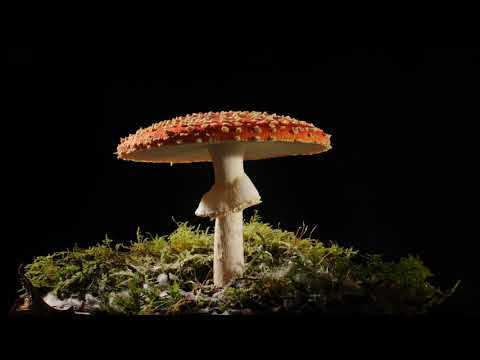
[{"x1": 11, "y1": 213, "x2": 459, "y2": 316}]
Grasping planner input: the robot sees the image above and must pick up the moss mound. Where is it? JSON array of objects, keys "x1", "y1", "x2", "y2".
[{"x1": 19, "y1": 213, "x2": 458, "y2": 315}]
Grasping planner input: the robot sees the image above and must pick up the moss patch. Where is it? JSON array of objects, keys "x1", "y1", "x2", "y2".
[{"x1": 19, "y1": 212, "x2": 459, "y2": 315}]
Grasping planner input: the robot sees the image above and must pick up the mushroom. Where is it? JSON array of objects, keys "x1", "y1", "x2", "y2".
[{"x1": 116, "y1": 111, "x2": 331, "y2": 287}]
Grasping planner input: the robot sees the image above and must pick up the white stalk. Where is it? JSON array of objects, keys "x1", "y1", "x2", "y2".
[
  {"x1": 214, "y1": 211, "x2": 244, "y2": 287},
  {"x1": 195, "y1": 142, "x2": 261, "y2": 287}
]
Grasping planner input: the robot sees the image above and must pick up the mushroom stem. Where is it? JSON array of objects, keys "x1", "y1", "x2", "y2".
[
  {"x1": 214, "y1": 211, "x2": 244, "y2": 287},
  {"x1": 210, "y1": 142, "x2": 246, "y2": 185},
  {"x1": 198, "y1": 142, "x2": 260, "y2": 287}
]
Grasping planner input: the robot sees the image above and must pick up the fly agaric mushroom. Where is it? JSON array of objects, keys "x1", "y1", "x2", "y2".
[{"x1": 116, "y1": 111, "x2": 331, "y2": 287}]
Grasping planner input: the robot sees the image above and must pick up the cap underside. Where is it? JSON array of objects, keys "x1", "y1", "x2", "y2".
[{"x1": 121, "y1": 140, "x2": 330, "y2": 163}]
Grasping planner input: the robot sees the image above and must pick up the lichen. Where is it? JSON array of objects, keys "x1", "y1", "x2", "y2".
[{"x1": 19, "y1": 212, "x2": 459, "y2": 316}]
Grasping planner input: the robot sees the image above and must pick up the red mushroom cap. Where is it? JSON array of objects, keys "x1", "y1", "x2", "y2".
[{"x1": 116, "y1": 111, "x2": 331, "y2": 163}]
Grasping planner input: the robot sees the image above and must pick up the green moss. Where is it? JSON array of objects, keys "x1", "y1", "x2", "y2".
[
  {"x1": 168, "y1": 222, "x2": 213, "y2": 253},
  {"x1": 19, "y1": 212, "x2": 459, "y2": 315},
  {"x1": 129, "y1": 228, "x2": 168, "y2": 256}
]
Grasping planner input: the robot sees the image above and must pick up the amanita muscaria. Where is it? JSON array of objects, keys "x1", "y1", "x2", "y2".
[{"x1": 116, "y1": 111, "x2": 331, "y2": 287}]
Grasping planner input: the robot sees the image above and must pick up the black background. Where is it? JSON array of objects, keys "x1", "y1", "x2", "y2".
[{"x1": 5, "y1": 45, "x2": 479, "y2": 316}]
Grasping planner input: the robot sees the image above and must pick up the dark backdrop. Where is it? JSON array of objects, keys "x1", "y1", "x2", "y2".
[{"x1": 5, "y1": 46, "x2": 479, "y2": 315}]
